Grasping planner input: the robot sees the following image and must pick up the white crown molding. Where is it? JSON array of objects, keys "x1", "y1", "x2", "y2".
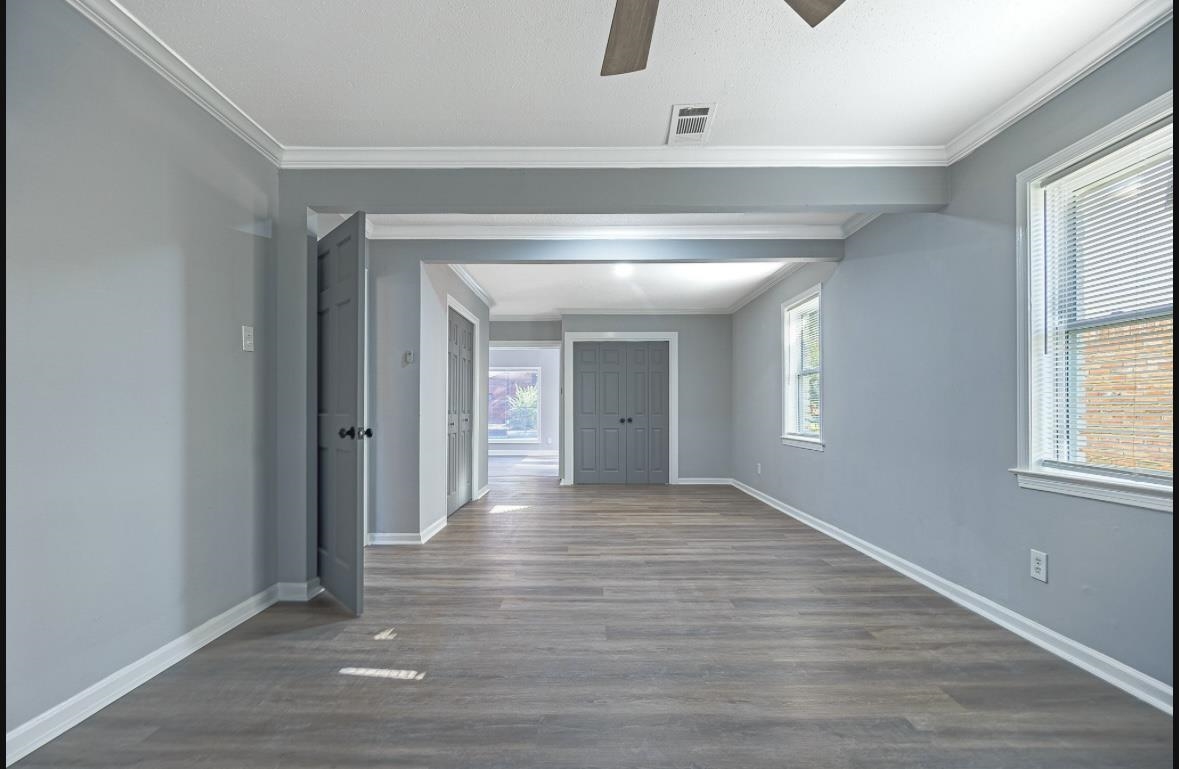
[
  {"x1": 281, "y1": 145, "x2": 948, "y2": 169},
  {"x1": 727, "y1": 479, "x2": 1173, "y2": 714},
  {"x1": 448, "y1": 265, "x2": 495, "y2": 309},
  {"x1": 69, "y1": 0, "x2": 1170, "y2": 171},
  {"x1": 6, "y1": 585, "x2": 281, "y2": 766},
  {"x1": 945, "y1": 0, "x2": 1174, "y2": 163},
  {"x1": 726, "y1": 262, "x2": 804, "y2": 314},
  {"x1": 368, "y1": 221, "x2": 846, "y2": 240},
  {"x1": 840, "y1": 212, "x2": 882, "y2": 238},
  {"x1": 489, "y1": 314, "x2": 563, "y2": 322},
  {"x1": 64, "y1": 0, "x2": 283, "y2": 165},
  {"x1": 557, "y1": 307, "x2": 730, "y2": 317}
]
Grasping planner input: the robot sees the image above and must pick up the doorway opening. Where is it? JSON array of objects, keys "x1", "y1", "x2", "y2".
[{"x1": 488, "y1": 342, "x2": 560, "y2": 482}]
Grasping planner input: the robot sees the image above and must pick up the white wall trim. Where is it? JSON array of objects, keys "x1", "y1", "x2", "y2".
[
  {"x1": 6, "y1": 585, "x2": 280, "y2": 766},
  {"x1": 282, "y1": 145, "x2": 948, "y2": 169},
  {"x1": 370, "y1": 221, "x2": 848, "y2": 240},
  {"x1": 65, "y1": 0, "x2": 1171, "y2": 171},
  {"x1": 562, "y1": 331, "x2": 679, "y2": 486},
  {"x1": 63, "y1": 0, "x2": 283, "y2": 165},
  {"x1": 674, "y1": 477, "x2": 733, "y2": 485},
  {"x1": 945, "y1": 0, "x2": 1174, "y2": 163},
  {"x1": 1012, "y1": 468, "x2": 1172, "y2": 513},
  {"x1": 275, "y1": 578, "x2": 323, "y2": 602},
  {"x1": 448, "y1": 265, "x2": 496, "y2": 308},
  {"x1": 474, "y1": 485, "x2": 490, "y2": 500},
  {"x1": 366, "y1": 532, "x2": 422, "y2": 546},
  {"x1": 728, "y1": 479, "x2": 1174, "y2": 714},
  {"x1": 840, "y1": 213, "x2": 882, "y2": 238},
  {"x1": 420, "y1": 515, "x2": 448, "y2": 543},
  {"x1": 726, "y1": 263, "x2": 805, "y2": 314}
]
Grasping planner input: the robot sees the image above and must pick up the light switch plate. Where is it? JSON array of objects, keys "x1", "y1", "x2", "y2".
[
  {"x1": 1030, "y1": 549, "x2": 1048, "y2": 583},
  {"x1": 241, "y1": 325, "x2": 255, "y2": 352}
]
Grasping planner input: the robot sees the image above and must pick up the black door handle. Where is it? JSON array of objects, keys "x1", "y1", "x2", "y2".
[
  {"x1": 362, "y1": 427, "x2": 373, "y2": 438},
  {"x1": 339, "y1": 426, "x2": 355, "y2": 439},
  {"x1": 627, "y1": 417, "x2": 633, "y2": 423}
]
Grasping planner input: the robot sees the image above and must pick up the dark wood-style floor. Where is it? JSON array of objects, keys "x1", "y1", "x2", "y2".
[{"x1": 20, "y1": 467, "x2": 1173, "y2": 768}]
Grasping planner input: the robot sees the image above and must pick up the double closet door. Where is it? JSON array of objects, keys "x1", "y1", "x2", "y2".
[{"x1": 573, "y1": 341, "x2": 669, "y2": 484}]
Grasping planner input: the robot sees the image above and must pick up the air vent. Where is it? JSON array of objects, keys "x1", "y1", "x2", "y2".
[{"x1": 667, "y1": 103, "x2": 715, "y2": 145}]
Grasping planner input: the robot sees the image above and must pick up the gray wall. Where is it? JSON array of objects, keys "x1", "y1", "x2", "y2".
[
  {"x1": 367, "y1": 242, "x2": 422, "y2": 535},
  {"x1": 562, "y1": 315, "x2": 733, "y2": 480},
  {"x1": 5, "y1": 0, "x2": 278, "y2": 731},
  {"x1": 489, "y1": 348, "x2": 561, "y2": 452},
  {"x1": 731, "y1": 23, "x2": 1174, "y2": 684},
  {"x1": 490, "y1": 320, "x2": 562, "y2": 342}
]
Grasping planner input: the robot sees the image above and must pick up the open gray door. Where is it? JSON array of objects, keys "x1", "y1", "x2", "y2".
[{"x1": 316, "y1": 212, "x2": 367, "y2": 615}]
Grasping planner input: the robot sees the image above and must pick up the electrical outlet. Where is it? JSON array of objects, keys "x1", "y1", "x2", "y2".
[
  {"x1": 240, "y1": 325, "x2": 255, "y2": 352},
  {"x1": 1030, "y1": 549, "x2": 1048, "y2": 583},
  {"x1": 756, "y1": 462, "x2": 762, "y2": 475}
]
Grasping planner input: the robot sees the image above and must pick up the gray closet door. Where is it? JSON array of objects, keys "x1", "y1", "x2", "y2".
[
  {"x1": 316, "y1": 212, "x2": 366, "y2": 616},
  {"x1": 447, "y1": 309, "x2": 475, "y2": 515},
  {"x1": 573, "y1": 340, "x2": 669, "y2": 485},
  {"x1": 645, "y1": 341, "x2": 670, "y2": 484}
]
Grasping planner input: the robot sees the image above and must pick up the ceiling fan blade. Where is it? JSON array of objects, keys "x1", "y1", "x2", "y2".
[
  {"x1": 783, "y1": 0, "x2": 845, "y2": 27},
  {"x1": 601, "y1": 0, "x2": 660, "y2": 76}
]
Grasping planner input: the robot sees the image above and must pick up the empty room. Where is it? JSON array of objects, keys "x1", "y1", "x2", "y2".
[{"x1": 5, "y1": 1, "x2": 1174, "y2": 767}]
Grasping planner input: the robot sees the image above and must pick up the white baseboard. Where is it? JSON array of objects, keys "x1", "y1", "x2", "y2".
[
  {"x1": 367, "y1": 517, "x2": 449, "y2": 546},
  {"x1": 674, "y1": 477, "x2": 733, "y2": 485},
  {"x1": 276, "y1": 578, "x2": 323, "y2": 602},
  {"x1": 474, "y1": 485, "x2": 490, "y2": 500},
  {"x1": 729, "y1": 479, "x2": 1174, "y2": 715},
  {"x1": 420, "y1": 516, "x2": 447, "y2": 543},
  {"x1": 489, "y1": 448, "x2": 558, "y2": 456},
  {"x1": 6, "y1": 585, "x2": 280, "y2": 766},
  {"x1": 366, "y1": 532, "x2": 421, "y2": 545}
]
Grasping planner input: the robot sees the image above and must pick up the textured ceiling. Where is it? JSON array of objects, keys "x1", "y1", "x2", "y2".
[
  {"x1": 118, "y1": 0, "x2": 1141, "y2": 148},
  {"x1": 461, "y1": 262, "x2": 791, "y2": 317}
]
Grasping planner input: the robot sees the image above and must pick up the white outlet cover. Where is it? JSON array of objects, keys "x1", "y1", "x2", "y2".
[
  {"x1": 241, "y1": 325, "x2": 255, "y2": 352},
  {"x1": 1030, "y1": 549, "x2": 1048, "y2": 583}
]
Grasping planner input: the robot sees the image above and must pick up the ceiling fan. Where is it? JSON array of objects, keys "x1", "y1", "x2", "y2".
[{"x1": 601, "y1": 0, "x2": 845, "y2": 76}]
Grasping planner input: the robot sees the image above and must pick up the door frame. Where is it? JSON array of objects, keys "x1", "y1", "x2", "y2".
[
  {"x1": 562, "y1": 331, "x2": 679, "y2": 486},
  {"x1": 445, "y1": 294, "x2": 483, "y2": 509}
]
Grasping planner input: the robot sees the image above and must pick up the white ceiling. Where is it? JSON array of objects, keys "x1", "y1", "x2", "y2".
[
  {"x1": 117, "y1": 0, "x2": 1144, "y2": 150},
  {"x1": 459, "y1": 262, "x2": 794, "y2": 318}
]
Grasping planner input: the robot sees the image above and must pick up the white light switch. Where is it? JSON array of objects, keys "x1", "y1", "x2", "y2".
[
  {"x1": 1030, "y1": 549, "x2": 1048, "y2": 583},
  {"x1": 241, "y1": 325, "x2": 255, "y2": 352}
]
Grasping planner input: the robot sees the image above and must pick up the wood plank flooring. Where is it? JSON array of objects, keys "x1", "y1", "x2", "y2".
[{"x1": 19, "y1": 471, "x2": 1173, "y2": 768}]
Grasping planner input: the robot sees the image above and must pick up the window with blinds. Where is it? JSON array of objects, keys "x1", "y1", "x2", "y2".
[
  {"x1": 783, "y1": 288, "x2": 823, "y2": 443},
  {"x1": 1029, "y1": 120, "x2": 1173, "y2": 482}
]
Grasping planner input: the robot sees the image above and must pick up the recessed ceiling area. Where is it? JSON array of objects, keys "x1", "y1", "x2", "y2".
[
  {"x1": 459, "y1": 261, "x2": 795, "y2": 319},
  {"x1": 117, "y1": 0, "x2": 1141, "y2": 149}
]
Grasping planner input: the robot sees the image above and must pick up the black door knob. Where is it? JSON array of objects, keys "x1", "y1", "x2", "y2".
[
  {"x1": 619, "y1": 418, "x2": 625, "y2": 424},
  {"x1": 339, "y1": 426, "x2": 355, "y2": 439},
  {"x1": 626, "y1": 417, "x2": 633, "y2": 423},
  {"x1": 362, "y1": 427, "x2": 373, "y2": 438}
]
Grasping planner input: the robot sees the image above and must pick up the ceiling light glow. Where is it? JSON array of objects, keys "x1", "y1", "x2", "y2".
[{"x1": 613, "y1": 263, "x2": 635, "y2": 278}]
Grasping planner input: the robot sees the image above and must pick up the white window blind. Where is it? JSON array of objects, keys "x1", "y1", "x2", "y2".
[
  {"x1": 784, "y1": 290, "x2": 822, "y2": 441},
  {"x1": 1030, "y1": 121, "x2": 1173, "y2": 481}
]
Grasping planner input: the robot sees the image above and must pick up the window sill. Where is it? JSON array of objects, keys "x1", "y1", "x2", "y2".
[
  {"x1": 1011, "y1": 467, "x2": 1172, "y2": 513},
  {"x1": 781, "y1": 436, "x2": 824, "y2": 452}
]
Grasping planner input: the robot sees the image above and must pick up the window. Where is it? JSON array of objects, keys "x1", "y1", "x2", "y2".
[
  {"x1": 488, "y1": 367, "x2": 540, "y2": 442},
  {"x1": 1017, "y1": 105, "x2": 1172, "y2": 511},
  {"x1": 783, "y1": 287, "x2": 823, "y2": 449}
]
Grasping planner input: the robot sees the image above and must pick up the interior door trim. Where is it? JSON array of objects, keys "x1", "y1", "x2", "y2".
[
  {"x1": 445, "y1": 294, "x2": 483, "y2": 511},
  {"x1": 562, "y1": 330, "x2": 678, "y2": 486}
]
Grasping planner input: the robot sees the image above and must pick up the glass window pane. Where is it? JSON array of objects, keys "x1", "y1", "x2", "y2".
[{"x1": 488, "y1": 368, "x2": 540, "y2": 442}]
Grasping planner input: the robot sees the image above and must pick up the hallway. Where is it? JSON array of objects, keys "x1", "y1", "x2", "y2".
[{"x1": 17, "y1": 474, "x2": 1173, "y2": 768}]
